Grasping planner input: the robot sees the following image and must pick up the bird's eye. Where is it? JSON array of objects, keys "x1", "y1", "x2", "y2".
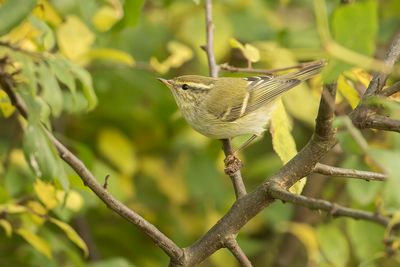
[{"x1": 181, "y1": 84, "x2": 189, "y2": 90}]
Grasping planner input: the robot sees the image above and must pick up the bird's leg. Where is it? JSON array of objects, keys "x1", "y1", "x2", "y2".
[{"x1": 222, "y1": 139, "x2": 243, "y2": 175}]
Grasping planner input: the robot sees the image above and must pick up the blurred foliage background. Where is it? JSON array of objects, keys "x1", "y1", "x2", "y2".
[{"x1": 0, "y1": 0, "x2": 400, "y2": 266}]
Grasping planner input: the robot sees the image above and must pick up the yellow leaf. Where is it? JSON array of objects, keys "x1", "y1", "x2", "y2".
[
  {"x1": 97, "y1": 128, "x2": 137, "y2": 175},
  {"x1": 0, "y1": 89, "x2": 15, "y2": 117},
  {"x1": 285, "y1": 223, "x2": 319, "y2": 264},
  {"x1": 229, "y1": 38, "x2": 245, "y2": 50},
  {"x1": 35, "y1": 0, "x2": 62, "y2": 26},
  {"x1": 92, "y1": 5, "x2": 122, "y2": 32},
  {"x1": 150, "y1": 41, "x2": 193, "y2": 74},
  {"x1": 49, "y1": 218, "x2": 88, "y2": 257},
  {"x1": 337, "y1": 75, "x2": 360, "y2": 109},
  {"x1": 270, "y1": 100, "x2": 297, "y2": 163},
  {"x1": 56, "y1": 190, "x2": 84, "y2": 212},
  {"x1": 270, "y1": 100, "x2": 306, "y2": 194},
  {"x1": 141, "y1": 157, "x2": 188, "y2": 205},
  {"x1": 17, "y1": 228, "x2": 52, "y2": 259},
  {"x1": 33, "y1": 179, "x2": 59, "y2": 210},
  {"x1": 0, "y1": 219, "x2": 12, "y2": 237},
  {"x1": 2, "y1": 21, "x2": 38, "y2": 50},
  {"x1": 0, "y1": 203, "x2": 27, "y2": 213},
  {"x1": 26, "y1": 201, "x2": 47, "y2": 225},
  {"x1": 243, "y1": 43, "x2": 260, "y2": 63},
  {"x1": 85, "y1": 48, "x2": 135, "y2": 66},
  {"x1": 57, "y1": 16, "x2": 95, "y2": 62},
  {"x1": 229, "y1": 38, "x2": 260, "y2": 63}
]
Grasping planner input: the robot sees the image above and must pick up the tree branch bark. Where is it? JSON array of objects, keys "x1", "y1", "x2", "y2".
[
  {"x1": 313, "y1": 163, "x2": 387, "y2": 181},
  {"x1": 225, "y1": 239, "x2": 253, "y2": 267}
]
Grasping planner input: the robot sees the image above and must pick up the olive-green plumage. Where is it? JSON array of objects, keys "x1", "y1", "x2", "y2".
[{"x1": 158, "y1": 61, "x2": 324, "y2": 139}]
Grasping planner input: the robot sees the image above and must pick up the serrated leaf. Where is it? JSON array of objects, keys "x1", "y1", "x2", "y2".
[
  {"x1": 56, "y1": 15, "x2": 95, "y2": 61},
  {"x1": 317, "y1": 225, "x2": 349, "y2": 267},
  {"x1": 17, "y1": 228, "x2": 52, "y2": 259},
  {"x1": 85, "y1": 48, "x2": 135, "y2": 66},
  {"x1": 0, "y1": 89, "x2": 15, "y2": 117},
  {"x1": 37, "y1": 62, "x2": 63, "y2": 116},
  {"x1": 23, "y1": 123, "x2": 59, "y2": 180},
  {"x1": 0, "y1": 0, "x2": 37, "y2": 35},
  {"x1": 33, "y1": 179, "x2": 59, "y2": 210},
  {"x1": 49, "y1": 218, "x2": 88, "y2": 257},
  {"x1": 0, "y1": 219, "x2": 12, "y2": 237},
  {"x1": 97, "y1": 128, "x2": 137, "y2": 175}
]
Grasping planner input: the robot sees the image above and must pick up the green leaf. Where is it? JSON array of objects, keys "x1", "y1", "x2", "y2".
[
  {"x1": 68, "y1": 61, "x2": 97, "y2": 111},
  {"x1": 85, "y1": 48, "x2": 135, "y2": 66},
  {"x1": 317, "y1": 224, "x2": 349, "y2": 267},
  {"x1": 324, "y1": 0, "x2": 378, "y2": 82},
  {"x1": 49, "y1": 218, "x2": 88, "y2": 257},
  {"x1": 119, "y1": 0, "x2": 145, "y2": 27},
  {"x1": 30, "y1": 16, "x2": 55, "y2": 51},
  {"x1": 37, "y1": 62, "x2": 63, "y2": 117},
  {"x1": 48, "y1": 56, "x2": 76, "y2": 98},
  {"x1": 23, "y1": 123, "x2": 59, "y2": 181},
  {"x1": 0, "y1": 0, "x2": 37, "y2": 35},
  {"x1": 17, "y1": 228, "x2": 52, "y2": 259},
  {"x1": 347, "y1": 220, "x2": 384, "y2": 261},
  {"x1": 87, "y1": 258, "x2": 137, "y2": 267}
]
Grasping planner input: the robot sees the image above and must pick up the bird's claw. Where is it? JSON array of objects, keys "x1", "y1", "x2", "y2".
[{"x1": 224, "y1": 154, "x2": 243, "y2": 175}]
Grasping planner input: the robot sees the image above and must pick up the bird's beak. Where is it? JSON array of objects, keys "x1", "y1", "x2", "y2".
[{"x1": 157, "y1": 78, "x2": 171, "y2": 87}]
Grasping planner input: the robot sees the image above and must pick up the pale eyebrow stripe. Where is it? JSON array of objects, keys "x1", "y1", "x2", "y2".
[{"x1": 220, "y1": 106, "x2": 233, "y2": 120}]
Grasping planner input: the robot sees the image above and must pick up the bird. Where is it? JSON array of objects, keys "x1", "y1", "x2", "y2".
[{"x1": 158, "y1": 61, "x2": 324, "y2": 146}]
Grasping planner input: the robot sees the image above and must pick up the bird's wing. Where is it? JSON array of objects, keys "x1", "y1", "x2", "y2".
[
  {"x1": 206, "y1": 76, "x2": 299, "y2": 122},
  {"x1": 206, "y1": 62, "x2": 324, "y2": 122}
]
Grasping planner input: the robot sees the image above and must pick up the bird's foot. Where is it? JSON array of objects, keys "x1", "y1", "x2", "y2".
[{"x1": 224, "y1": 154, "x2": 243, "y2": 175}]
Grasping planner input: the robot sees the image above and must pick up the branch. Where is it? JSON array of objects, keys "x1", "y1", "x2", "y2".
[
  {"x1": 364, "y1": 34, "x2": 400, "y2": 96},
  {"x1": 351, "y1": 107, "x2": 400, "y2": 133},
  {"x1": 225, "y1": 239, "x2": 253, "y2": 267},
  {"x1": 313, "y1": 163, "x2": 387, "y2": 181},
  {"x1": 219, "y1": 60, "x2": 322, "y2": 75},
  {"x1": 203, "y1": 0, "x2": 247, "y2": 199},
  {"x1": 0, "y1": 68, "x2": 183, "y2": 261},
  {"x1": 268, "y1": 184, "x2": 389, "y2": 226},
  {"x1": 380, "y1": 81, "x2": 400, "y2": 97},
  {"x1": 204, "y1": 0, "x2": 218, "y2": 78}
]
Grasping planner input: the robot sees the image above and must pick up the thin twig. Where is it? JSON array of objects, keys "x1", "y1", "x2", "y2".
[
  {"x1": 380, "y1": 81, "x2": 400, "y2": 96},
  {"x1": 225, "y1": 239, "x2": 253, "y2": 267},
  {"x1": 204, "y1": 0, "x2": 218, "y2": 78},
  {"x1": 313, "y1": 163, "x2": 387, "y2": 181},
  {"x1": 0, "y1": 70, "x2": 183, "y2": 261},
  {"x1": 219, "y1": 60, "x2": 322, "y2": 75},
  {"x1": 222, "y1": 140, "x2": 247, "y2": 199},
  {"x1": 364, "y1": 34, "x2": 400, "y2": 96},
  {"x1": 267, "y1": 183, "x2": 389, "y2": 226},
  {"x1": 203, "y1": 0, "x2": 247, "y2": 199}
]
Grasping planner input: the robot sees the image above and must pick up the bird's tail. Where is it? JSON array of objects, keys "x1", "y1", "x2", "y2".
[{"x1": 282, "y1": 60, "x2": 326, "y2": 81}]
